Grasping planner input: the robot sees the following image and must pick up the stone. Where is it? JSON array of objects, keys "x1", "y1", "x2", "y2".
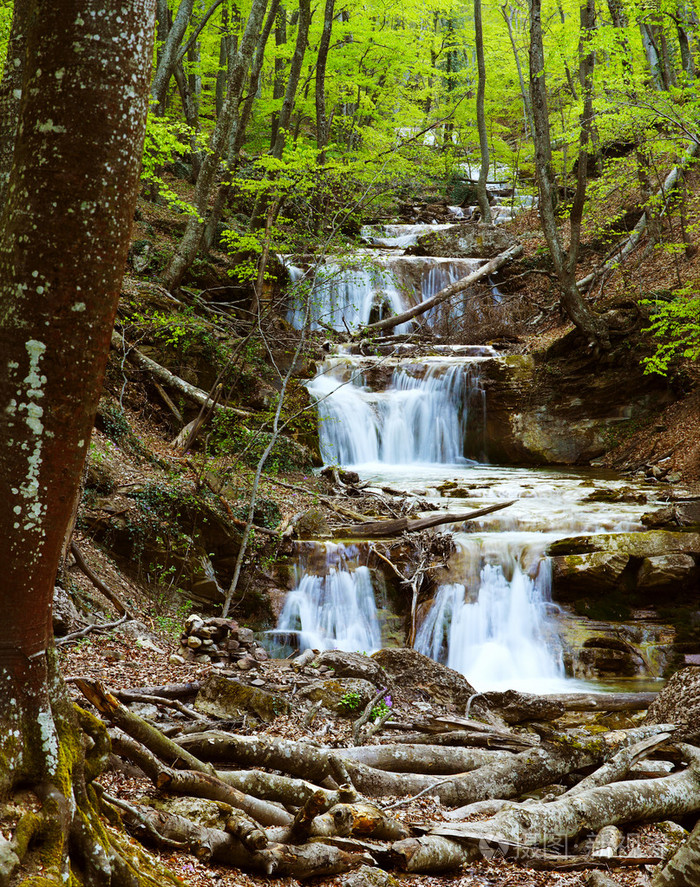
[
  {"x1": 293, "y1": 507, "x2": 331, "y2": 538},
  {"x1": 371, "y1": 648, "x2": 492, "y2": 720},
  {"x1": 551, "y1": 551, "x2": 629, "y2": 595},
  {"x1": 299, "y1": 678, "x2": 378, "y2": 715},
  {"x1": 637, "y1": 554, "x2": 697, "y2": 589},
  {"x1": 195, "y1": 674, "x2": 291, "y2": 721},
  {"x1": 339, "y1": 865, "x2": 399, "y2": 887},
  {"x1": 645, "y1": 666, "x2": 700, "y2": 740},
  {"x1": 313, "y1": 650, "x2": 390, "y2": 687},
  {"x1": 406, "y1": 222, "x2": 519, "y2": 260},
  {"x1": 52, "y1": 586, "x2": 85, "y2": 636},
  {"x1": 187, "y1": 636, "x2": 203, "y2": 649},
  {"x1": 237, "y1": 627, "x2": 255, "y2": 646},
  {"x1": 169, "y1": 654, "x2": 186, "y2": 665},
  {"x1": 253, "y1": 647, "x2": 268, "y2": 661},
  {"x1": 237, "y1": 656, "x2": 256, "y2": 671}
]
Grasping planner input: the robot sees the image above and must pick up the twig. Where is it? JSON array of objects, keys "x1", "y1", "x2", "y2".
[
  {"x1": 352, "y1": 686, "x2": 389, "y2": 746},
  {"x1": 70, "y1": 541, "x2": 133, "y2": 616},
  {"x1": 55, "y1": 614, "x2": 131, "y2": 646},
  {"x1": 382, "y1": 777, "x2": 460, "y2": 811}
]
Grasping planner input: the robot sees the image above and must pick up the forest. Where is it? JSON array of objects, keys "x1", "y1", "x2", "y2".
[{"x1": 1, "y1": 0, "x2": 700, "y2": 886}]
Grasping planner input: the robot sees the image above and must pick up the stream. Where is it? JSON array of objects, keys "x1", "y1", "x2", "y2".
[{"x1": 274, "y1": 188, "x2": 673, "y2": 695}]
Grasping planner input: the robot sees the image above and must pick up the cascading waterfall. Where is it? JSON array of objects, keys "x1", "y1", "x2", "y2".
[
  {"x1": 308, "y1": 360, "x2": 484, "y2": 466},
  {"x1": 273, "y1": 544, "x2": 381, "y2": 654},
  {"x1": 414, "y1": 539, "x2": 566, "y2": 692}
]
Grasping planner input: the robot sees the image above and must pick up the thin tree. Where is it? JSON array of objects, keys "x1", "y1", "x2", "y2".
[
  {"x1": 0, "y1": 0, "x2": 159, "y2": 879},
  {"x1": 528, "y1": 0, "x2": 610, "y2": 350},
  {"x1": 474, "y1": 0, "x2": 493, "y2": 223}
]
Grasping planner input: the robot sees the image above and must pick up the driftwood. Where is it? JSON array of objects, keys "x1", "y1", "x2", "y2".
[
  {"x1": 357, "y1": 243, "x2": 523, "y2": 335},
  {"x1": 335, "y1": 744, "x2": 507, "y2": 774},
  {"x1": 333, "y1": 500, "x2": 516, "y2": 539},
  {"x1": 483, "y1": 690, "x2": 658, "y2": 716}
]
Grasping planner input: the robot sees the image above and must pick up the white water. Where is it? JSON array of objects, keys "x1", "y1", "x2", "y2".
[
  {"x1": 308, "y1": 357, "x2": 484, "y2": 466},
  {"x1": 274, "y1": 544, "x2": 381, "y2": 653},
  {"x1": 414, "y1": 540, "x2": 565, "y2": 692}
]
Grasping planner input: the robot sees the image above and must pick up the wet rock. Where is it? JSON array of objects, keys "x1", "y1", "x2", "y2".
[
  {"x1": 551, "y1": 551, "x2": 629, "y2": 594},
  {"x1": 645, "y1": 666, "x2": 700, "y2": 740},
  {"x1": 195, "y1": 674, "x2": 291, "y2": 722},
  {"x1": 637, "y1": 554, "x2": 697, "y2": 588},
  {"x1": 642, "y1": 500, "x2": 700, "y2": 528},
  {"x1": 293, "y1": 507, "x2": 331, "y2": 538},
  {"x1": 406, "y1": 222, "x2": 518, "y2": 260},
  {"x1": 578, "y1": 637, "x2": 644, "y2": 678}
]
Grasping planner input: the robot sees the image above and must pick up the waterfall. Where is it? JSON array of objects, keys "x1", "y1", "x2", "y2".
[
  {"x1": 273, "y1": 544, "x2": 381, "y2": 654},
  {"x1": 308, "y1": 360, "x2": 484, "y2": 466},
  {"x1": 414, "y1": 541, "x2": 566, "y2": 692}
]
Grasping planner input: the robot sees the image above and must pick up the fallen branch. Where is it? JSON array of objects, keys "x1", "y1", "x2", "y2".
[
  {"x1": 56, "y1": 614, "x2": 130, "y2": 646},
  {"x1": 357, "y1": 244, "x2": 523, "y2": 335},
  {"x1": 70, "y1": 541, "x2": 133, "y2": 616},
  {"x1": 332, "y1": 500, "x2": 516, "y2": 539}
]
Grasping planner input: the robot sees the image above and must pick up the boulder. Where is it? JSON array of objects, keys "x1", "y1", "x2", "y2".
[
  {"x1": 311, "y1": 650, "x2": 390, "y2": 687},
  {"x1": 340, "y1": 866, "x2": 400, "y2": 887},
  {"x1": 577, "y1": 637, "x2": 644, "y2": 678},
  {"x1": 644, "y1": 666, "x2": 700, "y2": 740},
  {"x1": 406, "y1": 223, "x2": 518, "y2": 260},
  {"x1": 481, "y1": 690, "x2": 565, "y2": 724},
  {"x1": 53, "y1": 586, "x2": 85, "y2": 636},
  {"x1": 299, "y1": 678, "x2": 378, "y2": 716},
  {"x1": 551, "y1": 551, "x2": 629, "y2": 596},
  {"x1": 371, "y1": 648, "x2": 489, "y2": 718},
  {"x1": 637, "y1": 554, "x2": 697, "y2": 589},
  {"x1": 195, "y1": 674, "x2": 291, "y2": 722}
]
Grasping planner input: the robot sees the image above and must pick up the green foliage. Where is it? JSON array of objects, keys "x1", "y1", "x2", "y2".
[
  {"x1": 642, "y1": 284, "x2": 700, "y2": 375},
  {"x1": 338, "y1": 690, "x2": 363, "y2": 711},
  {"x1": 141, "y1": 113, "x2": 201, "y2": 217}
]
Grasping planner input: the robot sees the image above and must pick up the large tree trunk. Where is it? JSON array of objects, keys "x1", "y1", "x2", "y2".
[
  {"x1": 0, "y1": 0, "x2": 29, "y2": 209},
  {"x1": 0, "y1": 0, "x2": 155, "y2": 881},
  {"x1": 315, "y1": 0, "x2": 335, "y2": 163}
]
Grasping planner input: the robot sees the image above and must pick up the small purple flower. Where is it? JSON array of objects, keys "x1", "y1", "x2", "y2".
[{"x1": 384, "y1": 695, "x2": 392, "y2": 707}]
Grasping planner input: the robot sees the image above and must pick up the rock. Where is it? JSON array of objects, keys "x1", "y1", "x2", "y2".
[
  {"x1": 339, "y1": 865, "x2": 399, "y2": 887},
  {"x1": 481, "y1": 690, "x2": 565, "y2": 724},
  {"x1": 53, "y1": 586, "x2": 85, "y2": 636},
  {"x1": 637, "y1": 554, "x2": 697, "y2": 588},
  {"x1": 645, "y1": 666, "x2": 700, "y2": 739},
  {"x1": 578, "y1": 639, "x2": 643, "y2": 678},
  {"x1": 169, "y1": 654, "x2": 186, "y2": 665},
  {"x1": 236, "y1": 656, "x2": 256, "y2": 671},
  {"x1": 293, "y1": 507, "x2": 331, "y2": 538},
  {"x1": 253, "y1": 647, "x2": 268, "y2": 661},
  {"x1": 406, "y1": 222, "x2": 519, "y2": 260},
  {"x1": 371, "y1": 649, "x2": 491, "y2": 719},
  {"x1": 299, "y1": 678, "x2": 378, "y2": 715},
  {"x1": 312, "y1": 650, "x2": 390, "y2": 687},
  {"x1": 195, "y1": 674, "x2": 291, "y2": 722},
  {"x1": 149, "y1": 797, "x2": 228, "y2": 829},
  {"x1": 128, "y1": 239, "x2": 154, "y2": 273},
  {"x1": 551, "y1": 551, "x2": 629, "y2": 594},
  {"x1": 237, "y1": 627, "x2": 255, "y2": 645},
  {"x1": 187, "y1": 636, "x2": 203, "y2": 649}
]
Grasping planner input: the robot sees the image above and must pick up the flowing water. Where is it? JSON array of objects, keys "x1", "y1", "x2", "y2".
[{"x1": 276, "y1": 201, "x2": 663, "y2": 693}]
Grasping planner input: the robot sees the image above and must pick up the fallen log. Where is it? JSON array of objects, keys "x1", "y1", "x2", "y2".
[
  {"x1": 111, "y1": 330, "x2": 250, "y2": 418},
  {"x1": 518, "y1": 853, "x2": 663, "y2": 872},
  {"x1": 332, "y1": 500, "x2": 516, "y2": 539},
  {"x1": 335, "y1": 744, "x2": 507, "y2": 774},
  {"x1": 357, "y1": 244, "x2": 523, "y2": 335},
  {"x1": 387, "y1": 728, "x2": 537, "y2": 751},
  {"x1": 563, "y1": 733, "x2": 672, "y2": 798},
  {"x1": 653, "y1": 815, "x2": 700, "y2": 886},
  {"x1": 430, "y1": 762, "x2": 700, "y2": 849},
  {"x1": 120, "y1": 804, "x2": 370, "y2": 877},
  {"x1": 483, "y1": 690, "x2": 658, "y2": 715}
]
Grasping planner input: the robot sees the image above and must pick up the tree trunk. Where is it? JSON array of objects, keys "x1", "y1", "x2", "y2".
[
  {"x1": 315, "y1": 0, "x2": 335, "y2": 162},
  {"x1": 271, "y1": 0, "x2": 311, "y2": 158},
  {"x1": 151, "y1": 0, "x2": 195, "y2": 114},
  {"x1": 474, "y1": 0, "x2": 492, "y2": 223},
  {"x1": 0, "y1": 0, "x2": 29, "y2": 209},
  {"x1": 528, "y1": 0, "x2": 609, "y2": 350},
  {"x1": 0, "y1": 0, "x2": 154, "y2": 880},
  {"x1": 160, "y1": 0, "x2": 270, "y2": 291}
]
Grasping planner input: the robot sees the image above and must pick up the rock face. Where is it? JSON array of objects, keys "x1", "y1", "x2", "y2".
[
  {"x1": 549, "y1": 531, "x2": 700, "y2": 599},
  {"x1": 476, "y1": 339, "x2": 672, "y2": 465},
  {"x1": 644, "y1": 666, "x2": 700, "y2": 739},
  {"x1": 406, "y1": 222, "x2": 519, "y2": 259}
]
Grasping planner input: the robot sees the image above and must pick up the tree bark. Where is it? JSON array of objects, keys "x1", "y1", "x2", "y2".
[
  {"x1": 0, "y1": 0, "x2": 155, "y2": 879},
  {"x1": 0, "y1": 0, "x2": 29, "y2": 209}
]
